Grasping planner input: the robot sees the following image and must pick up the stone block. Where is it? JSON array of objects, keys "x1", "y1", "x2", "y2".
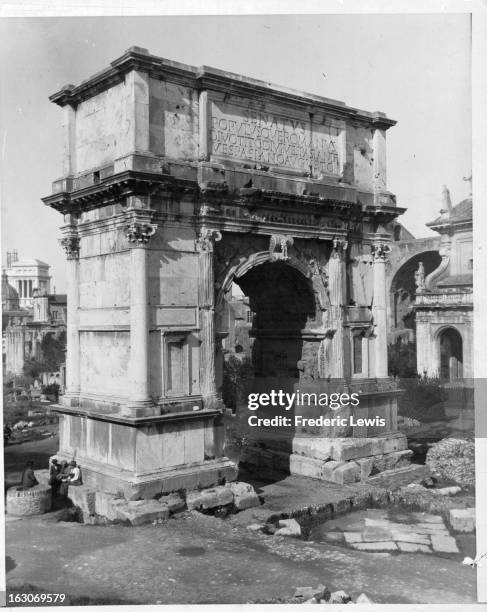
[
  {"x1": 372, "y1": 450, "x2": 413, "y2": 473},
  {"x1": 330, "y1": 462, "x2": 361, "y2": 485},
  {"x1": 159, "y1": 492, "x2": 186, "y2": 514},
  {"x1": 343, "y1": 531, "x2": 363, "y2": 543},
  {"x1": 362, "y1": 526, "x2": 393, "y2": 541},
  {"x1": 411, "y1": 513, "x2": 443, "y2": 523},
  {"x1": 275, "y1": 518, "x2": 301, "y2": 537},
  {"x1": 186, "y1": 486, "x2": 233, "y2": 511},
  {"x1": 289, "y1": 454, "x2": 325, "y2": 479},
  {"x1": 68, "y1": 485, "x2": 97, "y2": 516},
  {"x1": 329, "y1": 590, "x2": 352, "y2": 604},
  {"x1": 331, "y1": 438, "x2": 383, "y2": 462},
  {"x1": 94, "y1": 491, "x2": 127, "y2": 521},
  {"x1": 116, "y1": 500, "x2": 170, "y2": 526},
  {"x1": 225, "y1": 481, "x2": 260, "y2": 510},
  {"x1": 382, "y1": 433, "x2": 408, "y2": 454},
  {"x1": 449, "y1": 508, "x2": 476, "y2": 533},
  {"x1": 397, "y1": 542, "x2": 432, "y2": 554},
  {"x1": 433, "y1": 486, "x2": 462, "y2": 496},
  {"x1": 357, "y1": 457, "x2": 375, "y2": 480},
  {"x1": 322, "y1": 460, "x2": 341, "y2": 481},
  {"x1": 292, "y1": 438, "x2": 333, "y2": 461},
  {"x1": 356, "y1": 593, "x2": 374, "y2": 603},
  {"x1": 430, "y1": 534, "x2": 460, "y2": 554}
]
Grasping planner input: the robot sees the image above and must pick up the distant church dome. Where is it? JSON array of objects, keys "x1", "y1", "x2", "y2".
[{"x1": 2, "y1": 270, "x2": 19, "y2": 310}]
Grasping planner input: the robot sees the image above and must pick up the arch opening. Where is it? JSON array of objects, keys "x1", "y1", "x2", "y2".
[
  {"x1": 218, "y1": 260, "x2": 317, "y2": 410},
  {"x1": 439, "y1": 327, "x2": 463, "y2": 381}
]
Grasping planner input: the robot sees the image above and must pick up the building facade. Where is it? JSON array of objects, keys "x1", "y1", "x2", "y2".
[{"x1": 414, "y1": 189, "x2": 473, "y2": 380}]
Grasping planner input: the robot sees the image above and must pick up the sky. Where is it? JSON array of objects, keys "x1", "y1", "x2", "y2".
[{"x1": 0, "y1": 13, "x2": 472, "y2": 293}]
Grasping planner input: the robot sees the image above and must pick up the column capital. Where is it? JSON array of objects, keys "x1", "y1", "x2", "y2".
[
  {"x1": 196, "y1": 227, "x2": 222, "y2": 252},
  {"x1": 331, "y1": 236, "x2": 348, "y2": 259},
  {"x1": 59, "y1": 233, "x2": 80, "y2": 260},
  {"x1": 125, "y1": 214, "x2": 157, "y2": 246},
  {"x1": 371, "y1": 242, "x2": 391, "y2": 261}
]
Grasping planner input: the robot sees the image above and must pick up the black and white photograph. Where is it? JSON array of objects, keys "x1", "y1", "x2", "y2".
[{"x1": 1, "y1": 2, "x2": 485, "y2": 608}]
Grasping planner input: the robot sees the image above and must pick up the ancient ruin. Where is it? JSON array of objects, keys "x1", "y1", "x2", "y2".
[{"x1": 42, "y1": 47, "x2": 410, "y2": 501}]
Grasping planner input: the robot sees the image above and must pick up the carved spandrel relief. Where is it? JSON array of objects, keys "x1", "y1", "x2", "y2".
[{"x1": 269, "y1": 234, "x2": 294, "y2": 261}]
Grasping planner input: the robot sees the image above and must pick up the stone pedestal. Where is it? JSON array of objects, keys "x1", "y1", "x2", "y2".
[{"x1": 54, "y1": 407, "x2": 237, "y2": 500}]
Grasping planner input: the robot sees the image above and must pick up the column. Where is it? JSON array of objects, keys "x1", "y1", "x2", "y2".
[
  {"x1": 372, "y1": 242, "x2": 390, "y2": 378},
  {"x1": 196, "y1": 227, "x2": 222, "y2": 406},
  {"x1": 328, "y1": 237, "x2": 347, "y2": 379},
  {"x1": 60, "y1": 225, "x2": 80, "y2": 405},
  {"x1": 124, "y1": 217, "x2": 157, "y2": 417}
]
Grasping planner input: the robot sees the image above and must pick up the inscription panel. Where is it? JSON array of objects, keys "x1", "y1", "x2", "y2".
[{"x1": 210, "y1": 100, "x2": 342, "y2": 176}]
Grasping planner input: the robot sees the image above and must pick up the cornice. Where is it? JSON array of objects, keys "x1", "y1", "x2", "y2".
[{"x1": 49, "y1": 47, "x2": 396, "y2": 130}]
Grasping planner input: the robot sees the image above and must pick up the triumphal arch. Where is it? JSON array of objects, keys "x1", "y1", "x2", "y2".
[{"x1": 43, "y1": 47, "x2": 409, "y2": 498}]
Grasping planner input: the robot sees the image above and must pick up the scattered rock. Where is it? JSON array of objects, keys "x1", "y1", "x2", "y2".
[
  {"x1": 356, "y1": 592, "x2": 374, "y2": 603},
  {"x1": 246, "y1": 523, "x2": 263, "y2": 532},
  {"x1": 449, "y1": 508, "x2": 475, "y2": 533},
  {"x1": 226, "y1": 481, "x2": 260, "y2": 510},
  {"x1": 186, "y1": 486, "x2": 233, "y2": 511},
  {"x1": 432, "y1": 486, "x2": 462, "y2": 497},
  {"x1": 275, "y1": 518, "x2": 301, "y2": 537},
  {"x1": 159, "y1": 492, "x2": 185, "y2": 514},
  {"x1": 329, "y1": 590, "x2": 352, "y2": 604},
  {"x1": 426, "y1": 438, "x2": 475, "y2": 487}
]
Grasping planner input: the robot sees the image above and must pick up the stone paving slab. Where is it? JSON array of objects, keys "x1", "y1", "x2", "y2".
[
  {"x1": 398, "y1": 542, "x2": 432, "y2": 554},
  {"x1": 431, "y1": 535, "x2": 460, "y2": 554},
  {"x1": 343, "y1": 532, "x2": 363, "y2": 543},
  {"x1": 390, "y1": 532, "x2": 431, "y2": 545},
  {"x1": 352, "y1": 541, "x2": 398, "y2": 552}
]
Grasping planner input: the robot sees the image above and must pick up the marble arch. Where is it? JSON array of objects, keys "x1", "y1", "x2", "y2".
[{"x1": 43, "y1": 47, "x2": 411, "y2": 500}]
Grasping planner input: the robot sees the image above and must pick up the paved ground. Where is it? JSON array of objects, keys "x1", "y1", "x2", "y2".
[
  {"x1": 4, "y1": 434, "x2": 477, "y2": 605},
  {"x1": 5, "y1": 509, "x2": 477, "y2": 605}
]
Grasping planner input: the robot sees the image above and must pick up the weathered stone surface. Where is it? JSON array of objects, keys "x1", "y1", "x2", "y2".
[
  {"x1": 330, "y1": 462, "x2": 361, "y2": 485},
  {"x1": 294, "y1": 584, "x2": 330, "y2": 602},
  {"x1": 292, "y1": 438, "x2": 333, "y2": 461},
  {"x1": 397, "y1": 542, "x2": 432, "y2": 554},
  {"x1": 68, "y1": 485, "x2": 97, "y2": 516},
  {"x1": 430, "y1": 534, "x2": 460, "y2": 554},
  {"x1": 362, "y1": 526, "x2": 393, "y2": 542},
  {"x1": 372, "y1": 449, "x2": 413, "y2": 473},
  {"x1": 246, "y1": 523, "x2": 263, "y2": 532},
  {"x1": 391, "y1": 532, "x2": 430, "y2": 545},
  {"x1": 449, "y1": 508, "x2": 475, "y2": 533},
  {"x1": 352, "y1": 541, "x2": 397, "y2": 551},
  {"x1": 356, "y1": 593, "x2": 374, "y2": 603},
  {"x1": 331, "y1": 438, "x2": 383, "y2": 462},
  {"x1": 275, "y1": 518, "x2": 301, "y2": 537},
  {"x1": 433, "y1": 486, "x2": 462, "y2": 496},
  {"x1": 329, "y1": 590, "x2": 352, "y2": 603},
  {"x1": 116, "y1": 499, "x2": 170, "y2": 526},
  {"x1": 159, "y1": 492, "x2": 186, "y2": 514},
  {"x1": 357, "y1": 457, "x2": 374, "y2": 480},
  {"x1": 289, "y1": 454, "x2": 326, "y2": 479},
  {"x1": 344, "y1": 531, "x2": 363, "y2": 543},
  {"x1": 411, "y1": 512, "x2": 444, "y2": 523},
  {"x1": 186, "y1": 486, "x2": 233, "y2": 511},
  {"x1": 426, "y1": 438, "x2": 475, "y2": 487},
  {"x1": 6, "y1": 485, "x2": 52, "y2": 516},
  {"x1": 226, "y1": 481, "x2": 260, "y2": 510}
]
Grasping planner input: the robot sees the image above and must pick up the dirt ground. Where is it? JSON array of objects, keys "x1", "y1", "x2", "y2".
[{"x1": 4, "y1": 435, "x2": 477, "y2": 605}]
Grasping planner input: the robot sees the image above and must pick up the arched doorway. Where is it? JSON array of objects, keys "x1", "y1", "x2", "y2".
[
  {"x1": 217, "y1": 258, "x2": 318, "y2": 408},
  {"x1": 439, "y1": 327, "x2": 463, "y2": 380}
]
